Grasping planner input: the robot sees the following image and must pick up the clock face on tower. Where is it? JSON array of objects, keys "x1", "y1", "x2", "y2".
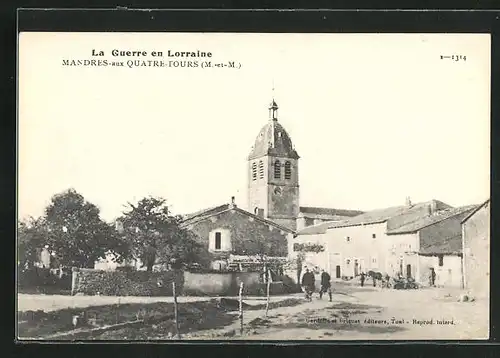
[{"x1": 274, "y1": 187, "x2": 282, "y2": 195}]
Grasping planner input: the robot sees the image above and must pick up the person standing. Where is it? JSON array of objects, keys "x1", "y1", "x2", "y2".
[
  {"x1": 319, "y1": 269, "x2": 332, "y2": 302},
  {"x1": 429, "y1": 268, "x2": 436, "y2": 287},
  {"x1": 360, "y1": 272, "x2": 365, "y2": 287},
  {"x1": 301, "y1": 268, "x2": 315, "y2": 301}
]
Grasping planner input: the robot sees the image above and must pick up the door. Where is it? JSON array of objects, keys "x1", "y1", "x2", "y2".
[
  {"x1": 406, "y1": 264, "x2": 412, "y2": 278},
  {"x1": 336, "y1": 265, "x2": 341, "y2": 278}
]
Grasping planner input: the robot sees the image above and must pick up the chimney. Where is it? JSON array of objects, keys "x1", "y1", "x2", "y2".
[
  {"x1": 405, "y1": 196, "x2": 412, "y2": 207},
  {"x1": 230, "y1": 196, "x2": 236, "y2": 208},
  {"x1": 429, "y1": 200, "x2": 437, "y2": 215}
]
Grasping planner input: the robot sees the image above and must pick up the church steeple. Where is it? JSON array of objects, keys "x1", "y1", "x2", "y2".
[{"x1": 247, "y1": 97, "x2": 300, "y2": 231}]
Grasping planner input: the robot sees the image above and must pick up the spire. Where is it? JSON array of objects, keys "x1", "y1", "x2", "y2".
[{"x1": 268, "y1": 82, "x2": 278, "y2": 121}]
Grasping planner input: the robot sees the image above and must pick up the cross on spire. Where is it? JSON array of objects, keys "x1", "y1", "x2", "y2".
[{"x1": 269, "y1": 81, "x2": 279, "y2": 121}]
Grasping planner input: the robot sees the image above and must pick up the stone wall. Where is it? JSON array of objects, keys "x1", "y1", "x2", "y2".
[
  {"x1": 71, "y1": 268, "x2": 285, "y2": 296},
  {"x1": 183, "y1": 271, "x2": 262, "y2": 296}
]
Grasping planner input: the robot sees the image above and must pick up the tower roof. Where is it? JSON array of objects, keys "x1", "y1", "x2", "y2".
[{"x1": 248, "y1": 101, "x2": 299, "y2": 160}]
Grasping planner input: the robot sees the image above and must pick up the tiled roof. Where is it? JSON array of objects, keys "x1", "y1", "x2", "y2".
[
  {"x1": 295, "y1": 199, "x2": 453, "y2": 236},
  {"x1": 461, "y1": 199, "x2": 490, "y2": 223},
  {"x1": 299, "y1": 206, "x2": 364, "y2": 218},
  {"x1": 387, "y1": 205, "x2": 478, "y2": 234},
  {"x1": 328, "y1": 200, "x2": 452, "y2": 229},
  {"x1": 295, "y1": 221, "x2": 338, "y2": 235},
  {"x1": 416, "y1": 206, "x2": 478, "y2": 255},
  {"x1": 419, "y1": 234, "x2": 463, "y2": 255},
  {"x1": 180, "y1": 203, "x2": 295, "y2": 233},
  {"x1": 182, "y1": 204, "x2": 229, "y2": 221}
]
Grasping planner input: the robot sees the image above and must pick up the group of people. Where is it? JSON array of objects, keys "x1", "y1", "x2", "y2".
[{"x1": 300, "y1": 267, "x2": 332, "y2": 302}]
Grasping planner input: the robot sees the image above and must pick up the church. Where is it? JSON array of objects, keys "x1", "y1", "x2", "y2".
[{"x1": 180, "y1": 98, "x2": 363, "y2": 269}]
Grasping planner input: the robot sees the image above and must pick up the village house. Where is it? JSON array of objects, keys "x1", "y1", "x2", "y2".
[
  {"x1": 461, "y1": 199, "x2": 490, "y2": 299},
  {"x1": 386, "y1": 204, "x2": 476, "y2": 287},
  {"x1": 179, "y1": 196, "x2": 294, "y2": 271},
  {"x1": 290, "y1": 199, "x2": 478, "y2": 287}
]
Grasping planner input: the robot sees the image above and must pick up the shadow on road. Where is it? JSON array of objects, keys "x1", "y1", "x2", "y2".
[{"x1": 246, "y1": 300, "x2": 407, "y2": 336}]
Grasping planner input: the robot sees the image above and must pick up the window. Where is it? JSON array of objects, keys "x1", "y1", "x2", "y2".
[
  {"x1": 346, "y1": 236, "x2": 351, "y2": 242},
  {"x1": 346, "y1": 259, "x2": 351, "y2": 265},
  {"x1": 284, "y1": 161, "x2": 292, "y2": 179},
  {"x1": 372, "y1": 257, "x2": 377, "y2": 263},
  {"x1": 274, "y1": 160, "x2": 281, "y2": 179},
  {"x1": 252, "y1": 162, "x2": 257, "y2": 181},
  {"x1": 372, "y1": 233, "x2": 376, "y2": 239},
  {"x1": 438, "y1": 255, "x2": 444, "y2": 267},
  {"x1": 215, "y1": 232, "x2": 221, "y2": 250},
  {"x1": 293, "y1": 243, "x2": 299, "y2": 251},
  {"x1": 259, "y1": 161, "x2": 264, "y2": 179}
]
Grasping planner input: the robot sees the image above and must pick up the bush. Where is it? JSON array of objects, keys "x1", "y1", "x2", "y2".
[
  {"x1": 72, "y1": 268, "x2": 184, "y2": 296},
  {"x1": 18, "y1": 267, "x2": 71, "y2": 292}
]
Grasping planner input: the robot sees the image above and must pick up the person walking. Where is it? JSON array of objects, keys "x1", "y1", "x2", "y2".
[
  {"x1": 301, "y1": 267, "x2": 315, "y2": 302},
  {"x1": 319, "y1": 269, "x2": 332, "y2": 302}
]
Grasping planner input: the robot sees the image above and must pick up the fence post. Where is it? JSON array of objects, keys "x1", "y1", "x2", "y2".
[
  {"x1": 265, "y1": 270, "x2": 271, "y2": 317},
  {"x1": 173, "y1": 281, "x2": 181, "y2": 339},
  {"x1": 239, "y1": 282, "x2": 244, "y2": 335}
]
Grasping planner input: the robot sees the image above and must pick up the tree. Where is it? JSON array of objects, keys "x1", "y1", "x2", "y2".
[
  {"x1": 119, "y1": 196, "x2": 210, "y2": 271},
  {"x1": 44, "y1": 189, "x2": 128, "y2": 268},
  {"x1": 17, "y1": 216, "x2": 48, "y2": 270}
]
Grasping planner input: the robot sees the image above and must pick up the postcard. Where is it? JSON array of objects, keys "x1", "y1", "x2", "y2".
[{"x1": 17, "y1": 31, "x2": 490, "y2": 341}]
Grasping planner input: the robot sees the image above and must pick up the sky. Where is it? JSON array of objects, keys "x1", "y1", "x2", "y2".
[{"x1": 18, "y1": 33, "x2": 491, "y2": 222}]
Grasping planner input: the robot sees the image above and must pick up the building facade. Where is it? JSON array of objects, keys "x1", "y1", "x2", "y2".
[
  {"x1": 290, "y1": 200, "x2": 477, "y2": 287},
  {"x1": 180, "y1": 198, "x2": 294, "y2": 270},
  {"x1": 462, "y1": 199, "x2": 490, "y2": 298}
]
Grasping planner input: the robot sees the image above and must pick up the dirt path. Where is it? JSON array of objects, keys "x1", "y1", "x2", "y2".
[
  {"x1": 182, "y1": 286, "x2": 489, "y2": 340},
  {"x1": 17, "y1": 294, "x2": 300, "y2": 312}
]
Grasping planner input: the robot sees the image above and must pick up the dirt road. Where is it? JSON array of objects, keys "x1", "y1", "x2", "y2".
[{"x1": 182, "y1": 285, "x2": 489, "y2": 340}]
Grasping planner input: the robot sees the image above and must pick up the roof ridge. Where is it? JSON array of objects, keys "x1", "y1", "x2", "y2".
[
  {"x1": 387, "y1": 205, "x2": 476, "y2": 234},
  {"x1": 180, "y1": 204, "x2": 294, "y2": 234},
  {"x1": 461, "y1": 199, "x2": 490, "y2": 223}
]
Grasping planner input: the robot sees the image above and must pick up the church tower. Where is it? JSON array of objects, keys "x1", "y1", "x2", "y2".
[{"x1": 247, "y1": 99, "x2": 300, "y2": 231}]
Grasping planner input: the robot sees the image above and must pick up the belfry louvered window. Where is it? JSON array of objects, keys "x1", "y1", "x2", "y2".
[
  {"x1": 259, "y1": 161, "x2": 264, "y2": 179},
  {"x1": 252, "y1": 162, "x2": 257, "y2": 181},
  {"x1": 284, "y1": 161, "x2": 291, "y2": 179},
  {"x1": 274, "y1": 160, "x2": 281, "y2": 179}
]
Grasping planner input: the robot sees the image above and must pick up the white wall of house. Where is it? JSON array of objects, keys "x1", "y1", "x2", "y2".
[
  {"x1": 419, "y1": 254, "x2": 463, "y2": 287},
  {"x1": 462, "y1": 202, "x2": 490, "y2": 298},
  {"x1": 289, "y1": 223, "x2": 424, "y2": 281},
  {"x1": 323, "y1": 223, "x2": 392, "y2": 279},
  {"x1": 385, "y1": 232, "x2": 420, "y2": 279}
]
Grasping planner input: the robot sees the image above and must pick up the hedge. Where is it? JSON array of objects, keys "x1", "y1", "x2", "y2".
[{"x1": 71, "y1": 268, "x2": 184, "y2": 296}]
